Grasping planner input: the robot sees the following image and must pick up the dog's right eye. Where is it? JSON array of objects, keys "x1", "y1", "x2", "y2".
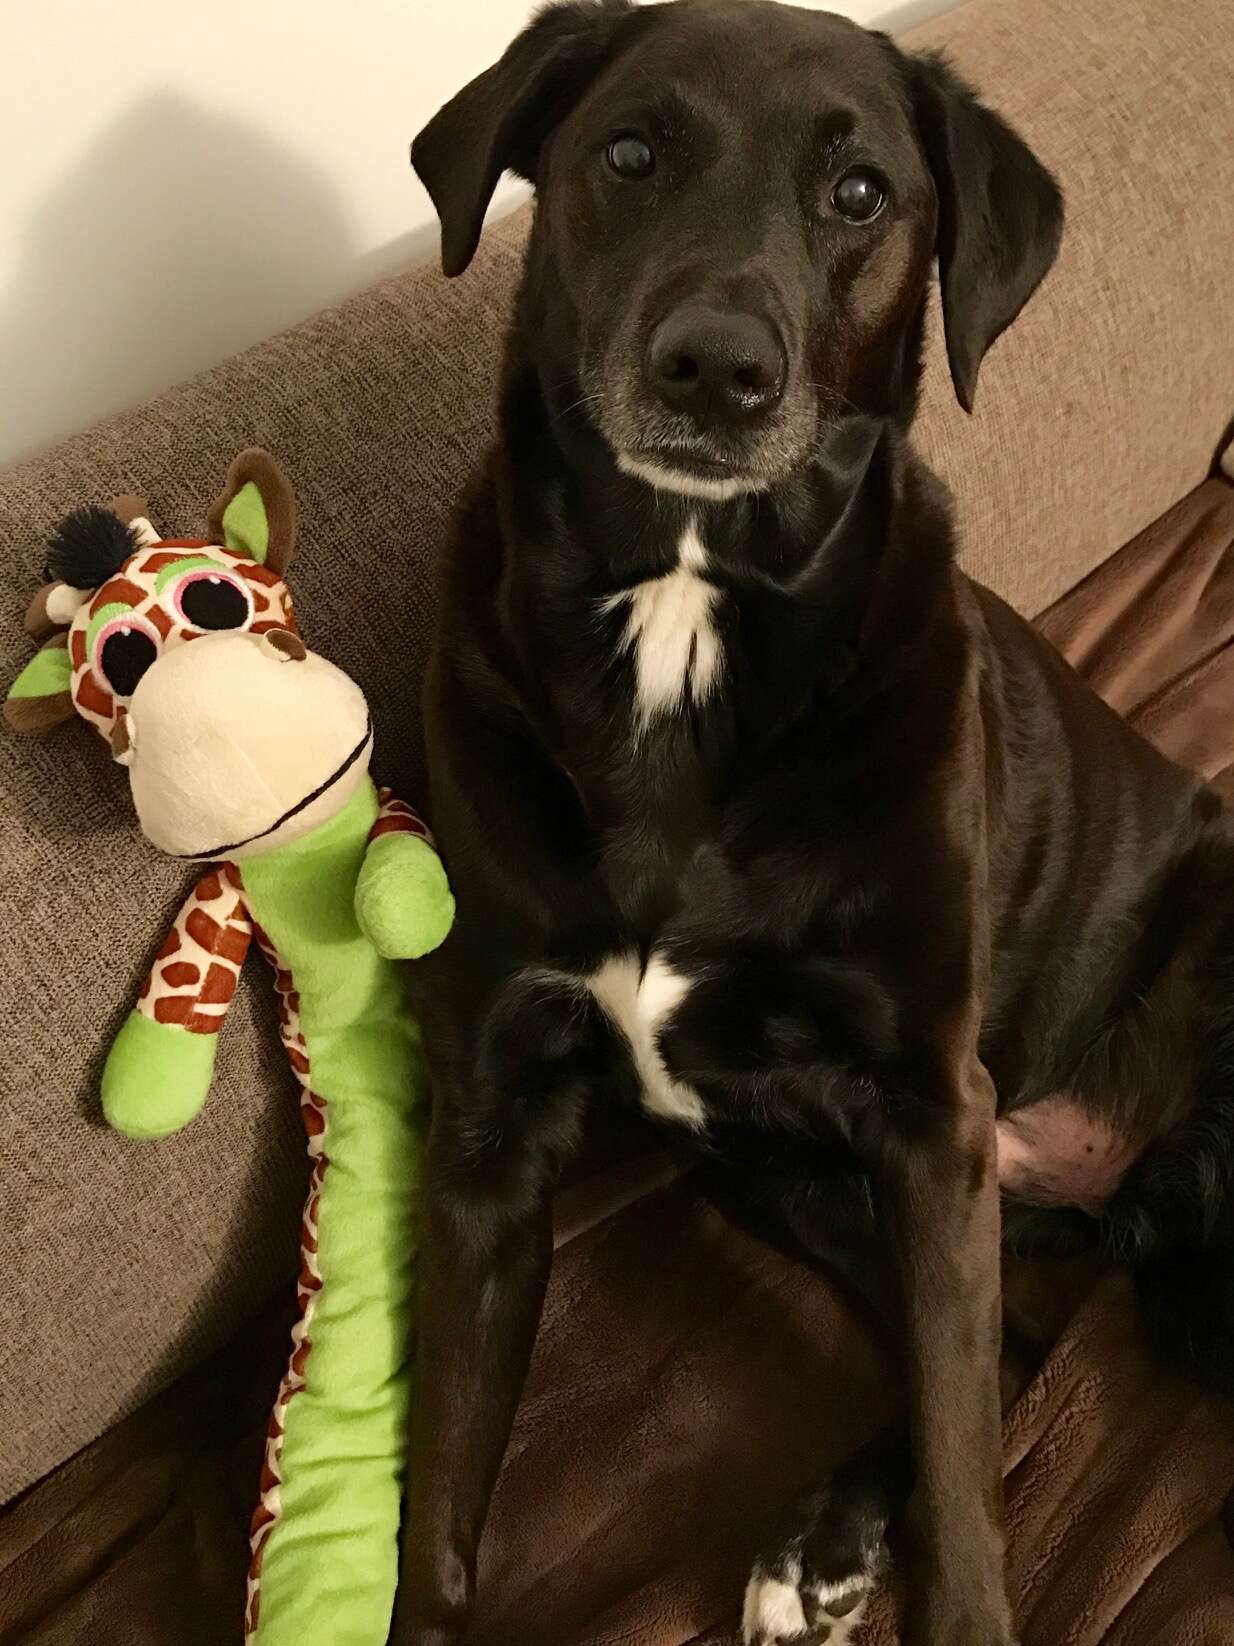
[
  {"x1": 606, "y1": 134, "x2": 655, "y2": 181},
  {"x1": 831, "y1": 169, "x2": 886, "y2": 224}
]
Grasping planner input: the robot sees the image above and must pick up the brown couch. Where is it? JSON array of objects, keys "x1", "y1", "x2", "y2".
[{"x1": 2, "y1": 0, "x2": 1233, "y2": 1639}]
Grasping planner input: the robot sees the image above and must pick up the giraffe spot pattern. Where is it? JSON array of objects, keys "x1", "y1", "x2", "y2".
[
  {"x1": 185, "y1": 906, "x2": 250, "y2": 966},
  {"x1": 243, "y1": 563, "x2": 285, "y2": 590},
  {"x1": 370, "y1": 815, "x2": 430, "y2": 840},
  {"x1": 201, "y1": 962, "x2": 238, "y2": 1005},
  {"x1": 154, "y1": 995, "x2": 193, "y2": 1026},
  {"x1": 137, "y1": 542, "x2": 211, "y2": 574},
  {"x1": 371, "y1": 786, "x2": 436, "y2": 846},
  {"x1": 88, "y1": 577, "x2": 146, "y2": 618},
  {"x1": 75, "y1": 671, "x2": 113, "y2": 720},
  {"x1": 139, "y1": 870, "x2": 252, "y2": 1037}
]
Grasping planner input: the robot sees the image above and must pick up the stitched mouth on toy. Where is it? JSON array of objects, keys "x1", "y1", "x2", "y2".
[{"x1": 173, "y1": 719, "x2": 374, "y2": 860}]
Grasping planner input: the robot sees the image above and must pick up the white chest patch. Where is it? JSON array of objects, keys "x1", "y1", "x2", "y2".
[
  {"x1": 587, "y1": 950, "x2": 708, "y2": 1129},
  {"x1": 602, "y1": 522, "x2": 723, "y2": 725}
]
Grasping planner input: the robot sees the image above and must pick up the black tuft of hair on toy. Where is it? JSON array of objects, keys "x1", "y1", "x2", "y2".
[{"x1": 44, "y1": 505, "x2": 140, "y2": 590}]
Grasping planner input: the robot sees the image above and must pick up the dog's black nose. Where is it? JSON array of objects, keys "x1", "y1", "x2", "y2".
[{"x1": 646, "y1": 306, "x2": 786, "y2": 423}]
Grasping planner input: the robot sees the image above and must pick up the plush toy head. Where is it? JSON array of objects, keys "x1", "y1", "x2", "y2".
[{"x1": 6, "y1": 450, "x2": 372, "y2": 860}]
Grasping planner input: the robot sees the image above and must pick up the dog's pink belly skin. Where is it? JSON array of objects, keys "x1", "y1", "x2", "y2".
[{"x1": 996, "y1": 1095, "x2": 1140, "y2": 1214}]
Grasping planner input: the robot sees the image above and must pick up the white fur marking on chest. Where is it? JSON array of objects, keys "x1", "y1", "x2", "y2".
[
  {"x1": 587, "y1": 950, "x2": 707, "y2": 1129},
  {"x1": 602, "y1": 522, "x2": 722, "y2": 724}
]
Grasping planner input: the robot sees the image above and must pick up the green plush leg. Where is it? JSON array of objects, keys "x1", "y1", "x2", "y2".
[
  {"x1": 242, "y1": 780, "x2": 426, "y2": 1646},
  {"x1": 102, "y1": 1010, "x2": 218, "y2": 1138},
  {"x1": 354, "y1": 830, "x2": 455, "y2": 960}
]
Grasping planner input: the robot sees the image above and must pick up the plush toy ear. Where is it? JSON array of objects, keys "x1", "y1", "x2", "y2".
[
  {"x1": 24, "y1": 580, "x2": 90, "y2": 643},
  {"x1": 109, "y1": 494, "x2": 160, "y2": 547},
  {"x1": 206, "y1": 448, "x2": 297, "y2": 573},
  {"x1": 5, "y1": 634, "x2": 76, "y2": 733}
]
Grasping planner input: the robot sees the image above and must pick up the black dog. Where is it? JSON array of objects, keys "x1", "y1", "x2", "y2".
[{"x1": 395, "y1": 4, "x2": 1234, "y2": 1643}]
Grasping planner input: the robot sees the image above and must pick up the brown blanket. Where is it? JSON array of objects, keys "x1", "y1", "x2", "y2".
[{"x1": 2, "y1": 477, "x2": 1232, "y2": 1642}]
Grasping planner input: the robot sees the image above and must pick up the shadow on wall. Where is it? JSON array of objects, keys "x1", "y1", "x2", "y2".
[{"x1": 0, "y1": 93, "x2": 356, "y2": 470}]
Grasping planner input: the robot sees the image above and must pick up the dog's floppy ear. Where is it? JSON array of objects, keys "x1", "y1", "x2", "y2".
[
  {"x1": 412, "y1": 0, "x2": 638, "y2": 277},
  {"x1": 905, "y1": 51, "x2": 1063, "y2": 412}
]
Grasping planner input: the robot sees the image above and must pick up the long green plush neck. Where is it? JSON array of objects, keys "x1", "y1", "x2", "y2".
[
  {"x1": 237, "y1": 768, "x2": 427, "y2": 1645},
  {"x1": 238, "y1": 776, "x2": 382, "y2": 1008}
]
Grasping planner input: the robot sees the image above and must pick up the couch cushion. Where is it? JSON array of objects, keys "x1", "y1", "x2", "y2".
[{"x1": 1036, "y1": 478, "x2": 1234, "y2": 796}]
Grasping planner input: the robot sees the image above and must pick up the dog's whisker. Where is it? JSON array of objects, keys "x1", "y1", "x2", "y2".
[
  {"x1": 805, "y1": 379, "x2": 865, "y2": 420},
  {"x1": 548, "y1": 392, "x2": 603, "y2": 429}
]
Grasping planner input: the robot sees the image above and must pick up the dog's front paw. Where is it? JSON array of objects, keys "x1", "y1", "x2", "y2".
[
  {"x1": 743, "y1": 1560, "x2": 871, "y2": 1645},
  {"x1": 743, "y1": 1468, "x2": 889, "y2": 1645}
]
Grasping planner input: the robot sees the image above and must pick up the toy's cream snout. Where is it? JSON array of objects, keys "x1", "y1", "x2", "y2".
[{"x1": 122, "y1": 628, "x2": 372, "y2": 859}]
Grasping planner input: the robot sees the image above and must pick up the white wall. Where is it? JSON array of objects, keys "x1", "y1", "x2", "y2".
[{"x1": 0, "y1": 0, "x2": 956, "y2": 469}]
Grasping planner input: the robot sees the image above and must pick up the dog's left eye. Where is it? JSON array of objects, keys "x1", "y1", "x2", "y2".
[
  {"x1": 831, "y1": 170, "x2": 886, "y2": 224},
  {"x1": 606, "y1": 134, "x2": 655, "y2": 180}
]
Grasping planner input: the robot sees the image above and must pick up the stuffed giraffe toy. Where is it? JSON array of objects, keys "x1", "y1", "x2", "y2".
[{"x1": 5, "y1": 450, "x2": 455, "y2": 1646}]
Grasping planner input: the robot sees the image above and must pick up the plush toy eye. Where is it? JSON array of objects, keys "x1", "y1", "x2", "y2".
[
  {"x1": 94, "y1": 614, "x2": 161, "y2": 697},
  {"x1": 171, "y1": 568, "x2": 253, "y2": 631},
  {"x1": 606, "y1": 133, "x2": 654, "y2": 180}
]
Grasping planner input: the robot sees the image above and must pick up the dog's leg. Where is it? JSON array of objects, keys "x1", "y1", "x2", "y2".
[
  {"x1": 700, "y1": 1167, "x2": 910, "y2": 1646},
  {"x1": 676, "y1": 955, "x2": 1008, "y2": 1643},
  {"x1": 885, "y1": 1053, "x2": 1009, "y2": 1646},
  {"x1": 389, "y1": 970, "x2": 598, "y2": 1646},
  {"x1": 738, "y1": 1069, "x2": 1009, "y2": 1646}
]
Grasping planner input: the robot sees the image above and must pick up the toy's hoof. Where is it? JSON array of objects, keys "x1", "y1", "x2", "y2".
[{"x1": 102, "y1": 1010, "x2": 216, "y2": 1138}]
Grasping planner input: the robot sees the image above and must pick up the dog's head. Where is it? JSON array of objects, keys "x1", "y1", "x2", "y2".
[{"x1": 413, "y1": 0, "x2": 1062, "y2": 502}]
